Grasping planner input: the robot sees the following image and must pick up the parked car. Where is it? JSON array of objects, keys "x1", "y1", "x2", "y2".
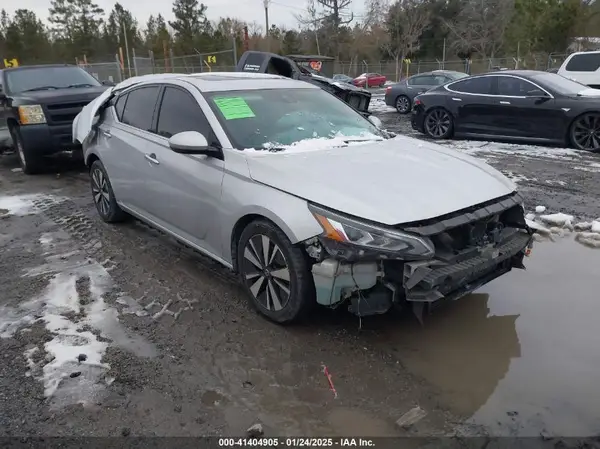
[
  {"x1": 352, "y1": 73, "x2": 387, "y2": 88},
  {"x1": 557, "y1": 50, "x2": 600, "y2": 89},
  {"x1": 385, "y1": 70, "x2": 469, "y2": 114},
  {"x1": 0, "y1": 64, "x2": 110, "y2": 173},
  {"x1": 333, "y1": 74, "x2": 354, "y2": 84},
  {"x1": 236, "y1": 51, "x2": 372, "y2": 117},
  {"x1": 74, "y1": 72, "x2": 533, "y2": 324},
  {"x1": 411, "y1": 70, "x2": 600, "y2": 152}
]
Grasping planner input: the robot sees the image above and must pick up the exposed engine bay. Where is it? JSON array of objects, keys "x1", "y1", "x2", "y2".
[{"x1": 303, "y1": 193, "x2": 534, "y2": 322}]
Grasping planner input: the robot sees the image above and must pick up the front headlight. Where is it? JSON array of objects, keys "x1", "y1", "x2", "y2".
[
  {"x1": 18, "y1": 105, "x2": 46, "y2": 125},
  {"x1": 309, "y1": 204, "x2": 435, "y2": 259}
]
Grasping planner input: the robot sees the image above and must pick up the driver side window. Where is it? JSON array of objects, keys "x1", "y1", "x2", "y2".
[{"x1": 156, "y1": 86, "x2": 220, "y2": 147}]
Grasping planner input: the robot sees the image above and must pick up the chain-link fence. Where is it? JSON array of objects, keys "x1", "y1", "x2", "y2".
[
  {"x1": 335, "y1": 53, "x2": 570, "y2": 82},
  {"x1": 80, "y1": 59, "x2": 123, "y2": 83},
  {"x1": 80, "y1": 50, "x2": 571, "y2": 83}
]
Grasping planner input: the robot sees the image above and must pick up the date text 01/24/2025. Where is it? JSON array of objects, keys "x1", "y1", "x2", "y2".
[{"x1": 218, "y1": 438, "x2": 376, "y2": 447}]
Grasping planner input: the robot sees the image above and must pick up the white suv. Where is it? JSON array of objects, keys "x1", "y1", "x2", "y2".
[{"x1": 558, "y1": 51, "x2": 600, "y2": 89}]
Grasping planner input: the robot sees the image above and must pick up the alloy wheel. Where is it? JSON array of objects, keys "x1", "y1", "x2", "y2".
[
  {"x1": 242, "y1": 234, "x2": 291, "y2": 312},
  {"x1": 425, "y1": 109, "x2": 451, "y2": 138},
  {"x1": 396, "y1": 96, "x2": 410, "y2": 113},
  {"x1": 572, "y1": 114, "x2": 600, "y2": 151},
  {"x1": 91, "y1": 168, "x2": 111, "y2": 217}
]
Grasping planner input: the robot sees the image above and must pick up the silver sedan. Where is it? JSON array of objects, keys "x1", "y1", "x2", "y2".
[
  {"x1": 79, "y1": 72, "x2": 532, "y2": 324},
  {"x1": 384, "y1": 70, "x2": 469, "y2": 114}
]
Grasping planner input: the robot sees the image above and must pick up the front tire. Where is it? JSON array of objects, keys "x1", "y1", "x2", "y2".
[
  {"x1": 11, "y1": 126, "x2": 43, "y2": 174},
  {"x1": 570, "y1": 113, "x2": 600, "y2": 152},
  {"x1": 395, "y1": 95, "x2": 411, "y2": 114},
  {"x1": 90, "y1": 160, "x2": 127, "y2": 223},
  {"x1": 424, "y1": 108, "x2": 454, "y2": 140},
  {"x1": 237, "y1": 220, "x2": 315, "y2": 324}
]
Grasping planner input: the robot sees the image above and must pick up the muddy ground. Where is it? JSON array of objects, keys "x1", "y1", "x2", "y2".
[{"x1": 1, "y1": 111, "x2": 599, "y2": 445}]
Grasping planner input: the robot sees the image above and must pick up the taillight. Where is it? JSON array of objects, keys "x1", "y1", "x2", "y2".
[
  {"x1": 414, "y1": 98, "x2": 422, "y2": 106},
  {"x1": 385, "y1": 86, "x2": 392, "y2": 93}
]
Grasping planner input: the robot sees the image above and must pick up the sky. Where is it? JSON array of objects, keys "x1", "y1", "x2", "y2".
[{"x1": 5, "y1": 0, "x2": 367, "y2": 31}]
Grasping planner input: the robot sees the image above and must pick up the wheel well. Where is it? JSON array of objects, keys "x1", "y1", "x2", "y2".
[
  {"x1": 230, "y1": 214, "x2": 281, "y2": 273},
  {"x1": 7, "y1": 118, "x2": 18, "y2": 135},
  {"x1": 86, "y1": 153, "x2": 100, "y2": 169}
]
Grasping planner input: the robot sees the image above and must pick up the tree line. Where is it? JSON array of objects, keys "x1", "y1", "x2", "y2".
[{"x1": 0, "y1": 0, "x2": 599, "y2": 67}]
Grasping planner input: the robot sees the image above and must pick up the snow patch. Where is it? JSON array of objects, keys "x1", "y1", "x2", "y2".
[
  {"x1": 0, "y1": 230, "x2": 156, "y2": 408},
  {"x1": 369, "y1": 96, "x2": 395, "y2": 113},
  {"x1": 244, "y1": 133, "x2": 384, "y2": 156},
  {"x1": 535, "y1": 206, "x2": 546, "y2": 213},
  {"x1": 443, "y1": 140, "x2": 582, "y2": 160},
  {"x1": 0, "y1": 194, "x2": 65, "y2": 217},
  {"x1": 504, "y1": 171, "x2": 537, "y2": 184},
  {"x1": 539, "y1": 213, "x2": 574, "y2": 227}
]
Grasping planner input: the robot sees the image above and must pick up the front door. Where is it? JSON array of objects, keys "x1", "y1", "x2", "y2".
[{"x1": 139, "y1": 85, "x2": 225, "y2": 256}]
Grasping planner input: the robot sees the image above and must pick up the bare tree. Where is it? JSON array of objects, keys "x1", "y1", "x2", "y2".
[
  {"x1": 295, "y1": 0, "x2": 354, "y2": 56},
  {"x1": 383, "y1": 0, "x2": 431, "y2": 81},
  {"x1": 442, "y1": 0, "x2": 515, "y2": 59}
]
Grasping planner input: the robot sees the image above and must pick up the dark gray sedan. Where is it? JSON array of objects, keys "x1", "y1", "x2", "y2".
[{"x1": 384, "y1": 70, "x2": 469, "y2": 114}]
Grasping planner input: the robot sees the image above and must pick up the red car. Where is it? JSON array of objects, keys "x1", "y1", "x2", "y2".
[{"x1": 352, "y1": 73, "x2": 387, "y2": 88}]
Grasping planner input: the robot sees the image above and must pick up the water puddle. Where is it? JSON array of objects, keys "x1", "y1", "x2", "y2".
[{"x1": 377, "y1": 238, "x2": 600, "y2": 436}]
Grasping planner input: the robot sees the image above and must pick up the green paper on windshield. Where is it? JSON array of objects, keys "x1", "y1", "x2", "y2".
[{"x1": 213, "y1": 96, "x2": 255, "y2": 120}]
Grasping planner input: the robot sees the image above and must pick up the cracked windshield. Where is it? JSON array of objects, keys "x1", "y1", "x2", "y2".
[{"x1": 1, "y1": 0, "x2": 600, "y2": 446}]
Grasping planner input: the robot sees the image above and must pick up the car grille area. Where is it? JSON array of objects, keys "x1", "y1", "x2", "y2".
[{"x1": 44, "y1": 101, "x2": 90, "y2": 126}]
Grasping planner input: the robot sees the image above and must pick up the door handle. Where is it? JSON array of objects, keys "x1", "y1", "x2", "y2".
[
  {"x1": 144, "y1": 153, "x2": 159, "y2": 165},
  {"x1": 451, "y1": 98, "x2": 462, "y2": 102},
  {"x1": 499, "y1": 101, "x2": 511, "y2": 105},
  {"x1": 101, "y1": 129, "x2": 111, "y2": 138}
]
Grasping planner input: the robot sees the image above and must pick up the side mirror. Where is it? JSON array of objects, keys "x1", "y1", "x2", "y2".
[
  {"x1": 168, "y1": 131, "x2": 219, "y2": 156},
  {"x1": 368, "y1": 115, "x2": 383, "y2": 129}
]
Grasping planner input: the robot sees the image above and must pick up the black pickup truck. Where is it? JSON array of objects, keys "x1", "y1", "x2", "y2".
[
  {"x1": 0, "y1": 64, "x2": 111, "y2": 174},
  {"x1": 236, "y1": 51, "x2": 372, "y2": 117}
]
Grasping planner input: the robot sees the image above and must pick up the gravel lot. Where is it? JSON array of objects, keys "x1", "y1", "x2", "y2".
[{"x1": 1, "y1": 101, "x2": 600, "y2": 443}]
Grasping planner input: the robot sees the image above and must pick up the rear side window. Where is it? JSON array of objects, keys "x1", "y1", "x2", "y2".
[
  {"x1": 120, "y1": 86, "x2": 160, "y2": 132},
  {"x1": 497, "y1": 77, "x2": 545, "y2": 97},
  {"x1": 156, "y1": 86, "x2": 219, "y2": 145},
  {"x1": 113, "y1": 95, "x2": 127, "y2": 121},
  {"x1": 450, "y1": 76, "x2": 493, "y2": 94},
  {"x1": 409, "y1": 75, "x2": 430, "y2": 85},
  {"x1": 565, "y1": 53, "x2": 600, "y2": 72}
]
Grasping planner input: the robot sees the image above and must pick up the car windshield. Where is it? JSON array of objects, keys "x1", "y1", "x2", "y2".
[
  {"x1": 6, "y1": 66, "x2": 101, "y2": 93},
  {"x1": 204, "y1": 88, "x2": 385, "y2": 151},
  {"x1": 531, "y1": 72, "x2": 589, "y2": 95}
]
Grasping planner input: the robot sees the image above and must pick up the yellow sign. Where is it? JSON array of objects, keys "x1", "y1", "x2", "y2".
[
  {"x1": 3, "y1": 58, "x2": 19, "y2": 68},
  {"x1": 206, "y1": 55, "x2": 216, "y2": 64},
  {"x1": 403, "y1": 58, "x2": 411, "y2": 65}
]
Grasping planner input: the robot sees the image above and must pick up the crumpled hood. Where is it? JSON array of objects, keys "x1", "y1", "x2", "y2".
[{"x1": 245, "y1": 135, "x2": 516, "y2": 225}]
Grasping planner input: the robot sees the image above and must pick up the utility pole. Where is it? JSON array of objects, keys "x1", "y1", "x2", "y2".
[
  {"x1": 264, "y1": 0, "x2": 270, "y2": 52},
  {"x1": 122, "y1": 22, "x2": 132, "y2": 78},
  {"x1": 442, "y1": 38, "x2": 446, "y2": 69}
]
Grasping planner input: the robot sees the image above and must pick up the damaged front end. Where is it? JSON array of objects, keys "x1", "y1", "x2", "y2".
[{"x1": 304, "y1": 194, "x2": 534, "y2": 322}]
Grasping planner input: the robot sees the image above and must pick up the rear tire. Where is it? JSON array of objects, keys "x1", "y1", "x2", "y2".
[
  {"x1": 424, "y1": 108, "x2": 454, "y2": 140},
  {"x1": 11, "y1": 126, "x2": 43, "y2": 174},
  {"x1": 237, "y1": 220, "x2": 315, "y2": 324},
  {"x1": 395, "y1": 95, "x2": 411, "y2": 114},
  {"x1": 569, "y1": 113, "x2": 600, "y2": 152},
  {"x1": 90, "y1": 159, "x2": 128, "y2": 223}
]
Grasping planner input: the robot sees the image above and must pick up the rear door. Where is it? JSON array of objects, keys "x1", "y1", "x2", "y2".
[
  {"x1": 101, "y1": 85, "x2": 161, "y2": 212},
  {"x1": 140, "y1": 85, "x2": 225, "y2": 255},
  {"x1": 444, "y1": 76, "x2": 499, "y2": 135}
]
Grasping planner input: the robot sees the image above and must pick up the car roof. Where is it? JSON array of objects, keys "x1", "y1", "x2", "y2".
[
  {"x1": 3, "y1": 64, "x2": 78, "y2": 72},
  {"x1": 475, "y1": 69, "x2": 547, "y2": 78},
  {"x1": 124, "y1": 72, "x2": 317, "y2": 92}
]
